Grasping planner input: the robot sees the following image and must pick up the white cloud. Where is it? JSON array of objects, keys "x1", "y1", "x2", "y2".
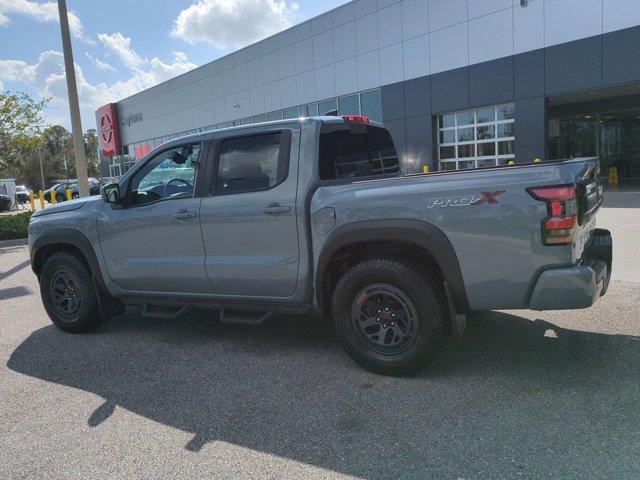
[
  {"x1": 84, "y1": 52, "x2": 117, "y2": 73},
  {"x1": 0, "y1": 79, "x2": 4, "y2": 92},
  {"x1": 97, "y1": 32, "x2": 145, "y2": 70},
  {"x1": 0, "y1": 43, "x2": 197, "y2": 129},
  {"x1": 0, "y1": 0, "x2": 89, "y2": 42},
  {"x1": 171, "y1": 0, "x2": 298, "y2": 49}
]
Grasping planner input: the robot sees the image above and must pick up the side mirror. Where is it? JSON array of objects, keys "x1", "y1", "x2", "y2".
[{"x1": 100, "y1": 183, "x2": 121, "y2": 205}]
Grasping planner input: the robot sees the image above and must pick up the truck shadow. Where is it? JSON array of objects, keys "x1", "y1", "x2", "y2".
[{"x1": 7, "y1": 309, "x2": 640, "y2": 479}]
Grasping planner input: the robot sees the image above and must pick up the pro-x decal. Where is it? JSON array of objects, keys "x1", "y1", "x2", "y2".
[{"x1": 427, "y1": 191, "x2": 505, "y2": 208}]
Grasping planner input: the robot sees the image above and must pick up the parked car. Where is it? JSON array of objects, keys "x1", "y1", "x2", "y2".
[
  {"x1": 0, "y1": 194, "x2": 11, "y2": 212},
  {"x1": 15, "y1": 185, "x2": 29, "y2": 204},
  {"x1": 28, "y1": 116, "x2": 612, "y2": 375},
  {"x1": 48, "y1": 180, "x2": 101, "y2": 202},
  {"x1": 43, "y1": 184, "x2": 61, "y2": 203}
]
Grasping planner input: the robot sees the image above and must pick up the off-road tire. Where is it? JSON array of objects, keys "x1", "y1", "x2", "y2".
[
  {"x1": 40, "y1": 252, "x2": 104, "y2": 333},
  {"x1": 332, "y1": 259, "x2": 445, "y2": 376}
]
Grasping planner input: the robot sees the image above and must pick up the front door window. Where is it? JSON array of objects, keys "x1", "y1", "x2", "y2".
[{"x1": 130, "y1": 144, "x2": 200, "y2": 205}]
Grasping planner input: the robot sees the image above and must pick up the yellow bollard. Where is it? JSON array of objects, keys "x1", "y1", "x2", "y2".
[
  {"x1": 422, "y1": 165, "x2": 430, "y2": 174},
  {"x1": 507, "y1": 160, "x2": 515, "y2": 166},
  {"x1": 39, "y1": 190, "x2": 45, "y2": 210},
  {"x1": 533, "y1": 157, "x2": 542, "y2": 163},
  {"x1": 50, "y1": 189, "x2": 57, "y2": 204},
  {"x1": 66, "y1": 189, "x2": 73, "y2": 201},
  {"x1": 29, "y1": 191, "x2": 35, "y2": 212},
  {"x1": 609, "y1": 167, "x2": 618, "y2": 186}
]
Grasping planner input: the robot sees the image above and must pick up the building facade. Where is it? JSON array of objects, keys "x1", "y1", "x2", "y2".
[{"x1": 97, "y1": 0, "x2": 640, "y2": 182}]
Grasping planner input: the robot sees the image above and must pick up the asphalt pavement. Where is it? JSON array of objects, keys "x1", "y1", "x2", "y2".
[{"x1": 0, "y1": 198, "x2": 639, "y2": 479}]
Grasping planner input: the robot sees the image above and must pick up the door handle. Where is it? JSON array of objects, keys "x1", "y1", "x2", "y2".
[
  {"x1": 173, "y1": 210, "x2": 197, "y2": 221},
  {"x1": 261, "y1": 204, "x2": 292, "y2": 216}
]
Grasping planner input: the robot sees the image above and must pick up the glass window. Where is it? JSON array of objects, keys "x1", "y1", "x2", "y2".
[
  {"x1": 458, "y1": 160, "x2": 475, "y2": 170},
  {"x1": 129, "y1": 144, "x2": 200, "y2": 206},
  {"x1": 477, "y1": 142, "x2": 496, "y2": 157},
  {"x1": 437, "y1": 103, "x2": 515, "y2": 171},
  {"x1": 439, "y1": 146, "x2": 455, "y2": 159},
  {"x1": 253, "y1": 114, "x2": 267, "y2": 123},
  {"x1": 456, "y1": 110, "x2": 474, "y2": 126},
  {"x1": 498, "y1": 140, "x2": 515, "y2": 155},
  {"x1": 441, "y1": 161, "x2": 457, "y2": 171},
  {"x1": 267, "y1": 111, "x2": 283, "y2": 121},
  {"x1": 477, "y1": 158, "x2": 498, "y2": 168},
  {"x1": 441, "y1": 114, "x2": 455, "y2": 128},
  {"x1": 318, "y1": 99, "x2": 338, "y2": 116},
  {"x1": 477, "y1": 107, "x2": 495, "y2": 124},
  {"x1": 498, "y1": 104, "x2": 515, "y2": 120},
  {"x1": 360, "y1": 90, "x2": 382, "y2": 123},
  {"x1": 477, "y1": 125, "x2": 495, "y2": 140},
  {"x1": 439, "y1": 130, "x2": 455, "y2": 144},
  {"x1": 216, "y1": 132, "x2": 288, "y2": 195},
  {"x1": 498, "y1": 123, "x2": 514, "y2": 138},
  {"x1": 457, "y1": 127, "x2": 474, "y2": 142},
  {"x1": 301, "y1": 103, "x2": 319, "y2": 117},
  {"x1": 457, "y1": 144, "x2": 475, "y2": 158},
  {"x1": 319, "y1": 124, "x2": 399, "y2": 180},
  {"x1": 282, "y1": 107, "x2": 299, "y2": 119},
  {"x1": 338, "y1": 95, "x2": 360, "y2": 116}
]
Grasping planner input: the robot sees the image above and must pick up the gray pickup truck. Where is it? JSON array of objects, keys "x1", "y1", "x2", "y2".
[{"x1": 28, "y1": 115, "x2": 612, "y2": 374}]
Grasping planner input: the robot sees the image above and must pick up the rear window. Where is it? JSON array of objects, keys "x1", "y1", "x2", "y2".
[{"x1": 319, "y1": 124, "x2": 400, "y2": 180}]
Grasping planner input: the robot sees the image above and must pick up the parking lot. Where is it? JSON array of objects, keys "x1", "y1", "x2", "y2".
[{"x1": 1, "y1": 193, "x2": 638, "y2": 479}]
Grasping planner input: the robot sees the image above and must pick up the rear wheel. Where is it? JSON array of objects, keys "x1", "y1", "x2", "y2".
[
  {"x1": 39, "y1": 252, "x2": 104, "y2": 333},
  {"x1": 72, "y1": 192, "x2": 79, "y2": 199},
  {"x1": 56, "y1": 193, "x2": 65, "y2": 203},
  {"x1": 332, "y1": 259, "x2": 445, "y2": 375}
]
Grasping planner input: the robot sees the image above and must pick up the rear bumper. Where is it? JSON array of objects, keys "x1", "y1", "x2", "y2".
[{"x1": 529, "y1": 228, "x2": 612, "y2": 311}]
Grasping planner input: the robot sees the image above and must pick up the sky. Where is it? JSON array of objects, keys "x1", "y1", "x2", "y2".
[{"x1": 0, "y1": 0, "x2": 350, "y2": 131}]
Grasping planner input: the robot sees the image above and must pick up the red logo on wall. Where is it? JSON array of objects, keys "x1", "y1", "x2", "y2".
[{"x1": 96, "y1": 103, "x2": 120, "y2": 156}]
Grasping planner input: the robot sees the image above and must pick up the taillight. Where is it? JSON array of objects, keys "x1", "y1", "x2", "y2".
[
  {"x1": 528, "y1": 185, "x2": 578, "y2": 245},
  {"x1": 342, "y1": 115, "x2": 370, "y2": 124}
]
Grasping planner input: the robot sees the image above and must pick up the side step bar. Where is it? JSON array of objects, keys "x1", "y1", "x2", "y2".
[
  {"x1": 140, "y1": 302, "x2": 277, "y2": 326},
  {"x1": 142, "y1": 303, "x2": 192, "y2": 320},
  {"x1": 219, "y1": 308, "x2": 276, "y2": 326}
]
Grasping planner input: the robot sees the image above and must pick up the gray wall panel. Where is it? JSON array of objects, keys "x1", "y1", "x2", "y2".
[
  {"x1": 514, "y1": 96, "x2": 547, "y2": 162},
  {"x1": 469, "y1": 56, "x2": 514, "y2": 108},
  {"x1": 545, "y1": 36, "x2": 603, "y2": 95},
  {"x1": 381, "y1": 82, "x2": 405, "y2": 121},
  {"x1": 514, "y1": 49, "x2": 544, "y2": 100},
  {"x1": 430, "y1": 67, "x2": 469, "y2": 114},
  {"x1": 385, "y1": 118, "x2": 407, "y2": 165},
  {"x1": 405, "y1": 114, "x2": 433, "y2": 172},
  {"x1": 404, "y1": 76, "x2": 430, "y2": 118},
  {"x1": 603, "y1": 26, "x2": 640, "y2": 87}
]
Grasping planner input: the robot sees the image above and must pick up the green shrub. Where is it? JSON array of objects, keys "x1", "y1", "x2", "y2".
[{"x1": 0, "y1": 211, "x2": 33, "y2": 241}]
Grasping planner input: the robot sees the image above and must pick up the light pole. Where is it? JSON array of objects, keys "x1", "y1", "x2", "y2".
[{"x1": 57, "y1": 0, "x2": 89, "y2": 197}]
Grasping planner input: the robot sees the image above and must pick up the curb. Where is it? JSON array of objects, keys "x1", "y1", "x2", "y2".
[{"x1": 0, "y1": 238, "x2": 28, "y2": 248}]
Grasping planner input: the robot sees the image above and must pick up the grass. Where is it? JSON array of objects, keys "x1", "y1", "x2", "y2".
[{"x1": 0, "y1": 211, "x2": 33, "y2": 241}]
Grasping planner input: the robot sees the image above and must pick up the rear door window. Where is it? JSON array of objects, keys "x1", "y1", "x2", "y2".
[
  {"x1": 215, "y1": 132, "x2": 290, "y2": 195},
  {"x1": 319, "y1": 124, "x2": 400, "y2": 180}
]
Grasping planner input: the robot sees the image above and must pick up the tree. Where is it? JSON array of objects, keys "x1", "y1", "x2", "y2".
[
  {"x1": 84, "y1": 129, "x2": 100, "y2": 177},
  {"x1": 0, "y1": 91, "x2": 48, "y2": 179}
]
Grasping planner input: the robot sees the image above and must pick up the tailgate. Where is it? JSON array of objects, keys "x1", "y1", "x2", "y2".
[{"x1": 577, "y1": 160, "x2": 604, "y2": 226}]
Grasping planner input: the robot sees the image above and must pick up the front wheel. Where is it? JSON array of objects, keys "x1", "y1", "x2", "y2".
[
  {"x1": 332, "y1": 259, "x2": 445, "y2": 376},
  {"x1": 39, "y1": 252, "x2": 104, "y2": 333}
]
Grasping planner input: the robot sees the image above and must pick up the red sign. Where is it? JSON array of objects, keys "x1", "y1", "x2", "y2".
[
  {"x1": 135, "y1": 144, "x2": 152, "y2": 160},
  {"x1": 96, "y1": 103, "x2": 120, "y2": 156}
]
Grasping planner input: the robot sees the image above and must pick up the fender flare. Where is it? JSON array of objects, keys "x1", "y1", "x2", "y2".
[
  {"x1": 315, "y1": 219, "x2": 469, "y2": 312},
  {"x1": 31, "y1": 229, "x2": 108, "y2": 292}
]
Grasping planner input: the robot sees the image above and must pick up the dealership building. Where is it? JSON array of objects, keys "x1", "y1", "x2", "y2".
[{"x1": 97, "y1": 0, "x2": 640, "y2": 182}]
